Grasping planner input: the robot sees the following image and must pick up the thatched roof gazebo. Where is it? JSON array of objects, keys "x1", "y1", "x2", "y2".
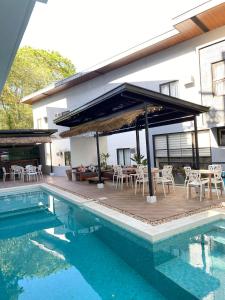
[
  {"x1": 55, "y1": 83, "x2": 209, "y2": 202},
  {"x1": 0, "y1": 129, "x2": 57, "y2": 172}
]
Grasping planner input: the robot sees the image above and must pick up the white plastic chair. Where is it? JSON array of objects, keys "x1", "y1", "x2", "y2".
[
  {"x1": 11, "y1": 165, "x2": 23, "y2": 181},
  {"x1": 129, "y1": 164, "x2": 144, "y2": 187},
  {"x1": 2, "y1": 167, "x2": 12, "y2": 182},
  {"x1": 26, "y1": 166, "x2": 38, "y2": 182},
  {"x1": 186, "y1": 170, "x2": 209, "y2": 201},
  {"x1": 134, "y1": 167, "x2": 149, "y2": 196},
  {"x1": 211, "y1": 169, "x2": 224, "y2": 199},
  {"x1": 154, "y1": 168, "x2": 175, "y2": 197},
  {"x1": 37, "y1": 165, "x2": 43, "y2": 179},
  {"x1": 184, "y1": 166, "x2": 192, "y2": 186},
  {"x1": 112, "y1": 165, "x2": 120, "y2": 185},
  {"x1": 116, "y1": 166, "x2": 129, "y2": 189},
  {"x1": 208, "y1": 164, "x2": 222, "y2": 172}
]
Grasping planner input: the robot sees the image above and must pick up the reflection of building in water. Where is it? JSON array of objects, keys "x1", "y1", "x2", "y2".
[{"x1": 47, "y1": 194, "x2": 101, "y2": 240}]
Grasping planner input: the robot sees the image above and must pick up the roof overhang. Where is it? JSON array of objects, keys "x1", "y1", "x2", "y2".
[
  {"x1": 23, "y1": 0, "x2": 225, "y2": 105},
  {"x1": 0, "y1": 0, "x2": 47, "y2": 94},
  {"x1": 0, "y1": 129, "x2": 57, "y2": 145},
  {"x1": 55, "y1": 83, "x2": 209, "y2": 137}
]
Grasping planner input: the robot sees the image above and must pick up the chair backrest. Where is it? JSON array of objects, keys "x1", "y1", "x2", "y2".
[
  {"x1": 13, "y1": 166, "x2": 23, "y2": 173},
  {"x1": 113, "y1": 165, "x2": 121, "y2": 174},
  {"x1": 163, "y1": 165, "x2": 173, "y2": 173},
  {"x1": 26, "y1": 165, "x2": 33, "y2": 170},
  {"x1": 137, "y1": 167, "x2": 145, "y2": 179},
  {"x1": 136, "y1": 164, "x2": 144, "y2": 169},
  {"x1": 116, "y1": 166, "x2": 123, "y2": 176},
  {"x1": 184, "y1": 166, "x2": 192, "y2": 177},
  {"x1": 10, "y1": 165, "x2": 18, "y2": 170},
  {"x1": 208, "y1": 164, "x2": 222, "y2": 171},
  {"x1": 214, "y1": 169, "x2": 223, "y2": 181},
  {"x1": 162, "y1": 165, "x2": 173, "y2": 178},
  {"x1": 162, "y1": 168, "x2": 173, "y2": 179},
  {"x1": 163, "y1": 165, "x2": 173, "y2": 169},
  {"x1": 188, "y1": 170, "x2": 201, "y2": 183},
  {"x1": 26, "y1": 165, "x2": 36, "y2": 173},
  {"x1": 38, "y1": 165, "x2": 42, "y2": 171}
]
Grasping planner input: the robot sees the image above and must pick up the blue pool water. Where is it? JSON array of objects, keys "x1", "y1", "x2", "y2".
[{"x1": 0, "y1": 187, "x2": 225, "y2": 299}]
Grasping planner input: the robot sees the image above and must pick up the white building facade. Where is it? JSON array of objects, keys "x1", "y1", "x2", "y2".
[{"x1": 23, "y1": 1, "x2": 225, "y2": 174}]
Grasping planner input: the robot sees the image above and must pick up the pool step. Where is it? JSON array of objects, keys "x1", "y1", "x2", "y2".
[
  {"x1": 213, "y1": 222, "x2": 225, "y2": 231},
  {"x1": 0, "y1": 204, "x2": 47, "y2": 219},
  {"x1": 156, "y1": 257, "x2": 219, "y2": 299},
  {"x1": 206, "y1": 227, "x2": 225, "y2": 244},
  {"x1": 0, "y1": 210, "x2": 61, "y2": 239}
]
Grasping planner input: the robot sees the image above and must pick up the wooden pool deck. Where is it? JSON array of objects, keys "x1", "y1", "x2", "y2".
[
  {"x1": 48, "y1": 177, "x2": 225, "y2": 224},
  {"x1": 0, "y1": 176, "x2": 224, "y2": 225}
]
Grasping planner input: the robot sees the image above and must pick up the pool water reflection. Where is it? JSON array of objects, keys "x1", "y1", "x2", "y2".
[{"x1": 0, "y1": 188, "x2": 224, "y2": 299}]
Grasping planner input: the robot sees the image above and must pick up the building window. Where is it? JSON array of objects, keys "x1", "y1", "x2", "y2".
[
  {"x1": 212, "y1": 60, "x2": 225, "y2": 96},
  {"x1": 64, "y1": 151, "x2": 71, "y2": 166},
  {"x1": 217, "y1": 128, "x2": 225, "y2": 146},
  {"x1": 153, "y1": 130, "x2": 211, "y2": 169},
  {"x1": 160, "y1": 81, "x2": 179, "y2": 97},
  {"x1": 37, "y1": 118, "x2": 42, "y2": 129},
  {"x1": 117, "y1": 148, "x2": 131, "y2": 166}
]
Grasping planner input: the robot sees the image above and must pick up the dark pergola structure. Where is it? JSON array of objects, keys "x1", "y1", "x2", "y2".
[
  {"x1": 0, "y1": 129, "x2": 57, "y2": 173},
  {"x1": 55, "y1": 83, "x2": 209, "y2": 202}
]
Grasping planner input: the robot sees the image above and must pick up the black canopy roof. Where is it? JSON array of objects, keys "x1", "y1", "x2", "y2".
[
  {"x1": 55, "y1": 83, "x2": 209, "y2": 136},
  {"x1": 0, "y1": 129, "x2": 57, "y2": 137}
]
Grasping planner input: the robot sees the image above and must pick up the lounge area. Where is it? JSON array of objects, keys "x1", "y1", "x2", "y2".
[
  {"x1": 47, "y1": 175, "x2": 225, "y2": 225},
  {"x1": 55, "y1": 83, "x2": 210, "y2": 203}
]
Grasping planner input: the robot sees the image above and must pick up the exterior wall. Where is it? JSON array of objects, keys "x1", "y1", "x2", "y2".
[
  {"x1": 32, "y1": 98, "x2": 71, "y2": 174},
  {"x1": 60, "y1": 26, "x2": 225, "y2": 114},
  {"x1": 70, "y1": 136, "x2": 107, "y2": 167},
  {"x1": 199, "y1": 39, "x2": 225, "y2": 126},
  {"x1": 199, "y1": 39, "x2": 225, "y2": 164},
  {"x1": 32, "y1": 25, "x2": 225, "y2": 169},
  {"x1": 107, "y1": 130, "x2": 146, "y2": 165}
]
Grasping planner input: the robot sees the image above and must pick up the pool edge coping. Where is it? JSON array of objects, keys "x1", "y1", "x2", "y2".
[{"x1": 1, "y1": 183, "x2": 225, "y2": 243}]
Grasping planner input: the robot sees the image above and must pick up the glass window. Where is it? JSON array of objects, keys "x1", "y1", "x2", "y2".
[
  {"x1": 117, "y1": 148, "x2": 131, "y2": 166},
  {"x1": 218, "y1": 128, "x2": 225, "y2": 146},
  {"x1": 212, "y1": 61, "x2": 225, "y2": 96},
  {"x1": 160, "y1": 81, "x2": 179, "y2": 97}
]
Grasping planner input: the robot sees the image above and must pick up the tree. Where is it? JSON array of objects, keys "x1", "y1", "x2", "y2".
[{"x1": 0, "y1": 46, "x2": 76, "y2": 129}]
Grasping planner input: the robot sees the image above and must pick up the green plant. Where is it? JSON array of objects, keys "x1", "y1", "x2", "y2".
[
  {"x1": 100, "y1": 153, "x2": 110, "y2": 169},
  {"x1": 131, "y1": 153, "x2": 147, "y2": 166}
]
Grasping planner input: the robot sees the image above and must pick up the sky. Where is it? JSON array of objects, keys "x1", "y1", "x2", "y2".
[{"x1": 21, "y1": 0, "x2": 207, "y2": 72}]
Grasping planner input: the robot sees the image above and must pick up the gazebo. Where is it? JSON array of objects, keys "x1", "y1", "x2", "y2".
[
  {"x1": 55, "y1": 83, "x2": 209, "y2": 203},
  {"x1": 0, "y1": 129, "x2": 57, "y2": 173}
]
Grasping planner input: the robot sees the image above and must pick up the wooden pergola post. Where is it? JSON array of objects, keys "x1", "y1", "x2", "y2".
[{"x1": 144, "y1": 103, "x2": 156, "y2": 203}]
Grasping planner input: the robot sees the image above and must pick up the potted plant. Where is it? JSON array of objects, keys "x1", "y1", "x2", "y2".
[
  {"x1": 131, "y1": 153, "x2": 147, "y2": 166},
  {"x1": 100, "y1": 153, "x2": 110, "y2": 170}
]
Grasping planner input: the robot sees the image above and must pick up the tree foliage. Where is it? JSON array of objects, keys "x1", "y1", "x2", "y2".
[{"x1": 0, "y1": 46, "x2": 76, "y2": 129}]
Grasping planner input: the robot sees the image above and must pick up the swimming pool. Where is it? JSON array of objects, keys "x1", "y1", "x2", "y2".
[{"x1": 0, "y1": 186, "x2": 224, "y2": 299}]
